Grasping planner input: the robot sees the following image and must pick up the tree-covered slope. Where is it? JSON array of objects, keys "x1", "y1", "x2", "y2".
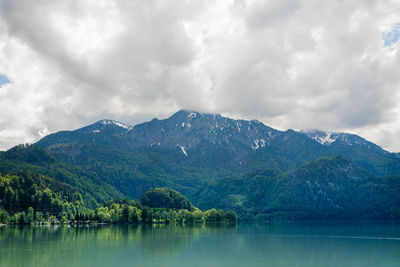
[
  {"x1": 140, "y1": 188, "x2": 194, "y2": 211},
  {"x1": 0, "y1": 171, "x2": 87, "y2": 217},
  {"x1": 188, "y1": 156, "x2": 400, "y2": 220},
  {"x1": 1, "y1": 146, "x2": 399, "y2": 220},
  {"x1": 0, "y1": 145, "x2": 123, "y2": 207}
]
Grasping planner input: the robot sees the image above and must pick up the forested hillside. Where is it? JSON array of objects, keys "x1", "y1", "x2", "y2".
[
  {"x1": 36, "y1": 110, "x2": 400, "y2": 201},
  {"x1": 191, "y1": 156, "x2": 400, "y2": 220},
  {"x1": 0, "y1": 144, "x2": 123, "y2": 207},
  {"x1": 1, "y1": 110, "x2": 400, "y2": 221}
]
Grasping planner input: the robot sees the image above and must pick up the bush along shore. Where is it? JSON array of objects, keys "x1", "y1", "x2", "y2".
[{"x1": 0, "y1": 188, "x2": 237, "y2": 225}]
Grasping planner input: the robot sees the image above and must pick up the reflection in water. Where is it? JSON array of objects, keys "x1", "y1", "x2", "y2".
[
  {"x1": 139, "y1": 223, "x2": 235, "y2": 256},
  {"x1": 0, "y1": 224, "x2": 237, "y2": 267},
  {"x1": 1, "y1": 222, "x2": 400, "y2": 267}
]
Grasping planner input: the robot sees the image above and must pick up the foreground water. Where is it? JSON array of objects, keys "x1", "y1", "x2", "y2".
[{"x1": 1, "y1": 221, "x2": 400, "y2": 267}]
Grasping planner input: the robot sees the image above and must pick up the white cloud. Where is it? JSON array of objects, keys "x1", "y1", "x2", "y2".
[{"x1": 0, "y1": 0, "x2": 400, "y2": 151}]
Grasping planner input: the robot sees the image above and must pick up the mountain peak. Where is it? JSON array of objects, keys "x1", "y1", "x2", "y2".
[
  {"x1": 95, "y1": 119, "x2": 132, "y2": 130},
  {"x1": 171, "y1": 109, "x2": 217, "y2": 120},
  {"x1": 302, "y1": 130, "x2": 338, "y2": 145},
  {"x1": 303, "y1": 129, "x2": 388, "y2": 155},
  {"x1": 36, "y1": 109, "x2": 398, "y2": 178}
]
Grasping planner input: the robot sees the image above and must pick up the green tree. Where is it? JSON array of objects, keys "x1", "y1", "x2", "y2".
[
  {"x1": 35, "y1": 212, "x2": 44, "y2": 223},
  {"x1": 0, "y1": 209, "x2": 9, "y2": 223},
  {"x1": 26, "y1": 207, "x2": 34, "y2": 224},
  {"x1": 226, "y1": 211, "x2": 237, "y2": 223},
  {"x1": 140, "y1": 188, "x2": 194, "y2": 211},
  {"x1": 204, "y1": 209, "x2": 219, "y2": 222},
  {"x1": 141, "y1": 206, "x2": 153, "y2": 223},
  {"x1": 122, "y1": 205, "x2": 130, "y2": 223},
  {"x1": 17, "y1": 211, "x2": 26, "y2": 224}
]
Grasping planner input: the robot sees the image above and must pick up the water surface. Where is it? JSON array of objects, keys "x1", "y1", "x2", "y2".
[{"x1": 1, "y1": 221, "x2": 400, "y2": 266}]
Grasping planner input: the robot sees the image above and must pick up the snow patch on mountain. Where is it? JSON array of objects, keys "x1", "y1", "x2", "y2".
[
  {"x1": 251, "y1": 139, "x2": 266, "y2": 150},
  {"x1": 100, "y1": 120, "x2": 131, "y2": 129},
  {"x1": 150, "y1": 142, "x2": 161, "y2": 147},
  {"x1": 303, "y1": 130, "x2": 337, "y2": 145},
  {"x1": 188, "y1": 112, "x2": 197, "y2": 119},
  {"x1": 177, "y1": 145, "x2": 188, "y2": 156},
  {"x1": 236, "y1": 121, "x2": 241, "y2": 132},
  {"x1": 314, "y1": 132, "x2": 337, "y2": 145}
]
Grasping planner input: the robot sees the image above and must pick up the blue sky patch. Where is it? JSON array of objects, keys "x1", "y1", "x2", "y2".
[
  {"x1": 0, "y1": 74, "x2": 10, "y2": 87},
  {"x1": 382, "y1": 23, "x2": 400, "y2": 47}
]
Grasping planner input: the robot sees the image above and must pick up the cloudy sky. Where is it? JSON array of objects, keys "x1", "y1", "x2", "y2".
[{"x1": 0, "y1": 0, "x2": 400, "y2": 151}]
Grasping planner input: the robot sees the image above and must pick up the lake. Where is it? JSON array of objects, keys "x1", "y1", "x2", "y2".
[{"x1": 1, "y1": 221, "x2": 400, "y2": 266}]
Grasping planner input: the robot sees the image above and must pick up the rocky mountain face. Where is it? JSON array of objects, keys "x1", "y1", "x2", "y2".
[
  {"x1": 129, "y1": 110, "x2": 276, "y2": 150},
  {"x1": 37, "y1": 110, "x2": 400, "y2": 178},
  {"x1": 303, "y1": 130, "x2": 389, "y2": 155},
  {"x1": 37, "y1": 110, "x2": 383, "y2": 154},
  {"x1": 39, "y1": 110, "x2": 278, "y2": 157}
]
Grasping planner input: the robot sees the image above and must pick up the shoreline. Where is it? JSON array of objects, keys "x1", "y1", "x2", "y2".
[
  {"x1": 0, "y1": 221, "x2": 237, "y2": 227},
  {"x1": 1, "y1": 219, "x2": 397, "y2": 227}
]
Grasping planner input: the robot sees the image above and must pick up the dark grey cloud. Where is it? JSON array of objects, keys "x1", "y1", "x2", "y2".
[{"x1": 0, "y1": 0, "x2": 399, "y2": 151}]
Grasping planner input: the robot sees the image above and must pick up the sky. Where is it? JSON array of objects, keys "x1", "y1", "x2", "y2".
[{"x1": 0, "y1": 0, "x2": 400, "y2": 152}]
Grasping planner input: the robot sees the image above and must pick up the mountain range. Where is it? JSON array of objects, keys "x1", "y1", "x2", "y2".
[{"x1": 2, "y1": 110, "x2": 400, "y2": 219}]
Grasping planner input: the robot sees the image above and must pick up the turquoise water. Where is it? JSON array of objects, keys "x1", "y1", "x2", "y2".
[{"x1": 1, "y1": 222, "x2": 400, "y2": 266}]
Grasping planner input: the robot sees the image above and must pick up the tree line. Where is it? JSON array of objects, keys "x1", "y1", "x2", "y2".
[
  {"x1": 0, "y1": 173, "x2": 236, "y2": 225},
  {"x1": 0, "y1": 202, "x2": 237, "y2": 225}
]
